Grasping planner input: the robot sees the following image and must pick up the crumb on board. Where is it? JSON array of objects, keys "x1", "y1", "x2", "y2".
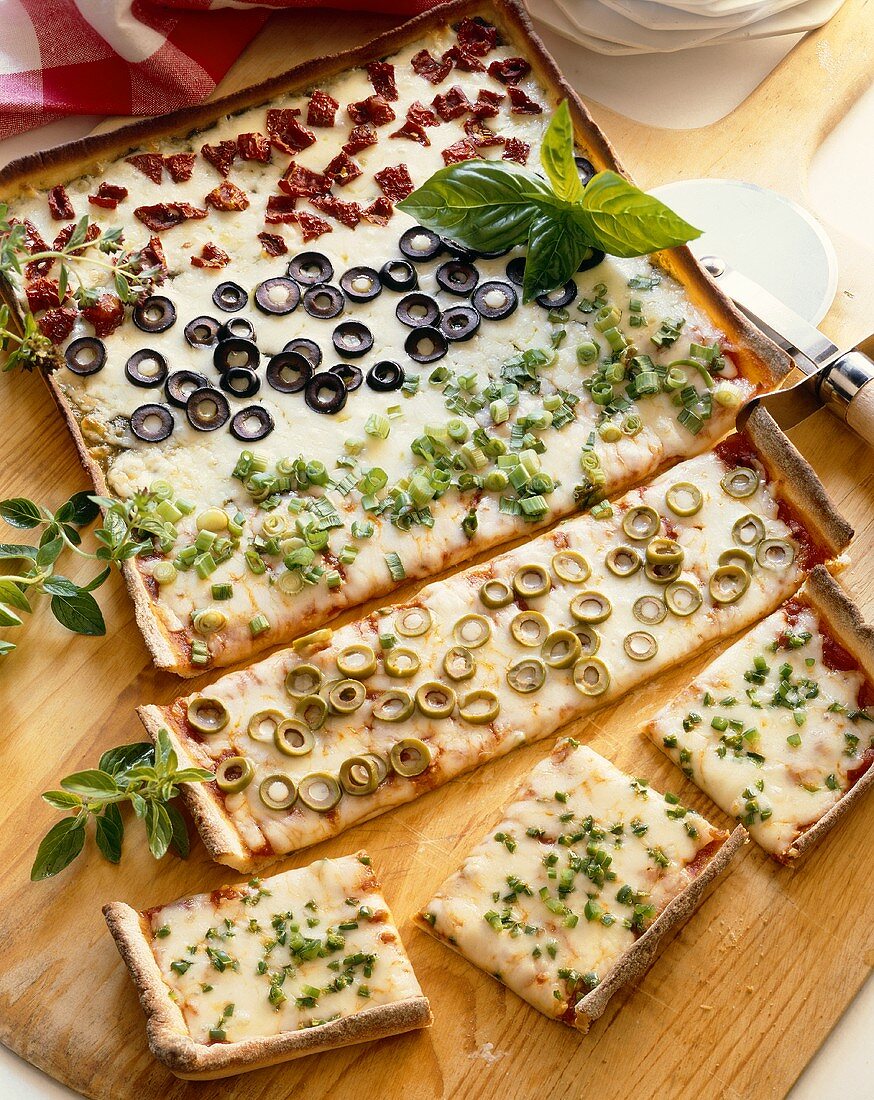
[{"x1": 469, "y1": 1042, "x2": 506, "y2": 1065}]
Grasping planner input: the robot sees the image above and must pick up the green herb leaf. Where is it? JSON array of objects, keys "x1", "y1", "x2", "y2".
[
  {"x1": 50, "y1": 589, "x2": 106, "y2": 635},
  {"x1": 0, "y1": 639, "x2": 16, "y2": 656},
  {"x1": 99, "y1": 742, "x2": 154, "y2": 777},
  {"x1": 539, "y1": 101, "x2": 583, "y2": 204},
  {"x1": 42, "y1": 574, "x2": 79, "y2": 597},
  {"x1": 42, "y1": 790, "x2": 83, "y2": 810},
  {"x1": 523, "y1": 208, "x2": 594, "y2": 303},
  {"x1": 575, "y1": 171, "x2": 701, "y2": 258},
  {"x1": 60, "y1": 769, "x2": 119, "y2": 797},
  {"x1": 30, "y1": 817, "x2": 86, "y2": 881},
  {"x1": 79, "y1": 566, "x2": 111, "y2": 593},
  {"x1": 95, "y1": 804, "x2": 124, "y2": 864},
  {"x1": 0, "y1": 603, "x2": 23, "y2": 627},
  {"x1": 0, "y1": 578, "x2": 31, "y2": 613},
  {"x1": 0, "y1": 497, "x2": 42, "y2": 529},
  {"x1": 65, "y1": 491, "x2": 101, "y2": 528},
  {"x1": 145, "y1": 801, "x2": 173, "y2": 860},
  {"x1": 165, "y1": 801, "x2": 191, "y2": 859},
  {"x1": 0, "y1": 543, "x2": 37, "y2": 561}
]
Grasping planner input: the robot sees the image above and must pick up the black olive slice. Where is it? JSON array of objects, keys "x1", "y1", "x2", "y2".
[
  {"x1": 329, "y1": 363, "x2": 363, "y2": 391},
  {"x1": 132, "y1": 295, "x2": 176, "y2": 333},
  {"x1": 220, "y1": 366, "x2": 261, "y2": 399},
  {"x1": 164, "y1": 369, "x2": 209, "y2": 408},
  {"x1": 65, "y1": 336, "x2": 105, "y2": 376},
  {"x1": 212, "y1": 281, "x2": 248, "y2": 313},
  {"x1": 339, "y1": 266, "x2": 382, "y2": 303},
  {"x1": 440, "y1": 237, "x2": 478, "y2": 262},
  {"x1": 439, "y1": 305, "x2": 480, "y2": 342},
  {"x1": 282, "y1": 338, "x2": 322, "y2": 370},
  {"x1": 125, "y1": 349, "x2": 168, "y2": 388},
  {"x1": 213, "y1": 337, "x2": 261, "y2": 374},
  {"x1": 218, "y1": 316, "x2": 256, "y2": 342},
  {"x1": 184, "y1": 315, "x2": 220, "y2": 348},
  {"x1": 331, "y1": 321, "x2": 374, "y2": 359},
  {"x1": 302, "y1": 284, "x2": 345, "y2": 319},
  {"x1": 287, "y1": 251, "x2": 333, "y2": 286},
  {"x1": 404, "y1": 326, "x2": 447, "y2": 363},
  {"x1": 505, "y1": 257, "x2": 526, "y2": 286},
  {"x1": 575, "y1": 155, "x2": 596, "y2": 185},
  {"x1": 254, "y1": 276, "x2": 300, "y2": 315},
  {"x1": 436, "y1": 259, "x2": 479, "y2": 297},
  {"x1": 578, "y1": 248, "x2": 606, "y2": 273},
  {"x1": 186, "y1": 387, "x2": 231, "y2": 431},
  {"x1": 379, "y1": 260, "x2": 418, "y2": 292},
  {"x1": 267, "y1": 352, "x2": 312, "y2": 393},
  {"x1": 472, "y1": 280, "x2": 519, "y2": 321},
  {"x1": 230, "y1": 405, "x2": 274, "y2": 441},
  {"x1": 366, "y1": 360, "x2": 405, "y2": 392},
  {"x1": 398, "y1": 226, "x2": 443, "y2": 263},
  {"x1": 477, "y1": 245, "x2": 513, "y2": 259},
  {"x1": 130, "y1": 403, "x2": 174, "y2": 442},
  {"x1": 536, "y1": 281, "x2": 578, "y2": 309},
  {"x1": 396, "y1": 292, "x2": 440, "y2": 329},
  {"x1": 304, "y1": 371, "x2": 347, "y2": 414}
]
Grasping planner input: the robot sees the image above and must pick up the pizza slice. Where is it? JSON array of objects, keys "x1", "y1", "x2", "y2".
[
  {"x1": 137, "y1": 410, "x2": 851, "y2": 871},
  {"x1": 646, "y1": 566, "x2": 874, "y2": 863},
  {"x1": 103, "y1": 851, "x2": 431, "y2": 1079},
  {"x1": 415, "y1": 738, "x2": 746, "y2": 1030}
]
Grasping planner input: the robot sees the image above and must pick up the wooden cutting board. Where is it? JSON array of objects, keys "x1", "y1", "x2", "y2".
[{"x1": 1, "y1": 4, "x2": 872, "y2": 1098}]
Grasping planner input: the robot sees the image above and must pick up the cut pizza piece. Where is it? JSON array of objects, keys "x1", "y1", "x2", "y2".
[
  {"x1": 138, "y1": 410, "x2": 851, "y2": 871},
  {"x1": 646, "y1": 566, "x2": 874, "y2": 863},
  {"x1": 103, "y1": 852, "x2": 431, "y2": 1079},
  {"x1": 415, "y1": 738, "x2": 746, "y2": 1030}
]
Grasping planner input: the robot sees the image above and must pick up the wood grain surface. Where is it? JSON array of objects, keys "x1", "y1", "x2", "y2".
[{"x1": 0, "y1": 4, "x2": 871, "y2": 1099}]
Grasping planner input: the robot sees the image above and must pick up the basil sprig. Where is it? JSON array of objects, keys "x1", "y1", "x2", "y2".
[{"x1": 398, "y1": 100, "x2": 701, "y2": 302}]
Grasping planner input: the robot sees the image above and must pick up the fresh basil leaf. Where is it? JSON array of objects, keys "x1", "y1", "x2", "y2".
[
  {"x1": 522, "y1": 207, "x2": 594, "y2": 303},
  {"x1": 30, "y1": 817, "x2": 86, "y2": 881},
  {"x1": 172, "y1": 767, "x2": 215, "y2": 785},
  {"x1": 0, "y1": 543, "x2": 37, "y2": 561},
  {"x1": 129, "y1": 791, "x2": 148, "y2": 819},
  {"x1": 0, "y1": 579, "x2": 30, "y2": 613},
  {"x1": 79, "y1": 566, "x2": 111, "y2": 593},
  {"x1": 95, "y1": 804, "x2": 124, "y2": 864},
  {"x1": 42, "y1": 574, "x2": 78, "y2": 597},
  {"x1": 50, "y1": 589, "x2": 106, "y2": 636},
  {"x1": 0, "y1": 497, "x2": 42, "y2": 529},
  {"x1": 539, "y1": 101, "x2": 583, "y2": 204},
  {"x1": 0, "y1": 603, "x2": 23, "y2": 628},
  {"x1": 576, "y1": 171, "x2": 701, "y2": 258},
  {"x1": 66, "y1": 491, "x2": 101, "y2": 528},
  {"x1": 165, "y1": 801, "x2": 191, "y2": 859},
  {"x1": 99, "y1": 742, "x2": 154, "y2": 777},
  {"x1": 145, "y1": 801, "x2": 173, "y2": 860},
  {"x1": 60, "y1": 769, "x2": 118, "y2": 797},
  {"x1": 42, "y1": 790, "x2": 83, "y2": 810}
]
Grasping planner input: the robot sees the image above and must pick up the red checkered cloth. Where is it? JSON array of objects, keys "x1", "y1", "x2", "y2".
[{"x1": 0, "y1": 0, "x2": 442, "y2": 142}]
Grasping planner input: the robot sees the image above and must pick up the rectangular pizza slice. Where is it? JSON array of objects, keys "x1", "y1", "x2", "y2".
[
  {"x1": 415, "y1": 738, "x2": 746, "y2": 1031},
  {"x1": 0, "y1": 0, "x2": 789, "y2": 675},
  {"x1": 103, "y1": 851, "x2": 431, "y2": 1079},
  {"x1": 137, "y1": 410, "x2": 851, "y2": 871},
  {"x1": 645, "y1": 566, "x2": 874, "y2": 863}
]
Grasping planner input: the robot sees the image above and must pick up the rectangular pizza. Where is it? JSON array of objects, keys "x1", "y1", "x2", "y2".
[
  {"x1": 646, "y1": 566, "x2": 874, "y2": 863},
  {"x1": 415, "y1": 738, "x2": 746, "y2": 1031},
  {"x1": 0, "y1": 0, "x2": 789, "y2": 675},
  {"x1": 138, "y1": 409, "x2": 851, "y2": 871},
  {"x1": 103, "y1": 851, "x2": 431, "y2": 1079}
]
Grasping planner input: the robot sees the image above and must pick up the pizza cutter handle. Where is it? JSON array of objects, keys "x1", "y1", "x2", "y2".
[{"x1": 820, "y1": 349, "x2": 874, "y2": 450}]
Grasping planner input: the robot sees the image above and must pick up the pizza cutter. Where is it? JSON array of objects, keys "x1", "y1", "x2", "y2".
[{"x1": 701, "y1": 255, "x2": 874, "y2": 448}]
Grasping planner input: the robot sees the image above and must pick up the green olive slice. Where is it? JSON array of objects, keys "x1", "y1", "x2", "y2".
[
  {"x1": 284, "y1": 663, "x2": 322, "y2": 698},
  {"x1": 187, "y1": 696, "x2": 229, "y2": 735},
  {"x1": 389, "y1": 738, "x2": 433, "y2": 777},
  {"x1": 719, "y1": 547, "x2": 755, "y2": 570},
  {"x1": 247, "y1": 709, "x2": 287, "y2": 744},
  {"x1": 443, "y1": 646, "x2": 476, "y2": 682},
  {"x1": 512, "y1": 563, "x2": 551, "y2": 599},
  {"x1": 569, "y1": 590, "x2": 612, "y2": 624},
  {"x1": 372, "y1": 689, "x2": 415, "y2": 723},
  {"x1": 721, "y1": 466, "x2": 760, "y2": 498},
  {"x1": 624, "y1": 631, "x2": 658, "y2": 662},
  {"x1": 453, "y1": 613, "x2": 492, "y2": 649},
  {"x1": 644, "y1": 560, "x2": 682, "y2": 585},
  {"x1": 274, "y1": 718, "x2": 315, "y2": 757},
  {"x1": 294, "y1": 693, "x2": 328, "y2": 731},
  {"x1": 665, "y1": 579, "x2": 703, "y2": 617},
  {"x1": 361, "y1": 751, "x2": 389, "y2": 786},
  {"x1": 756, "y1": 538, "x2": 796, "y2": 570},
  {"x1": 336, "y1": 643, "x2": 377, "y2": 679},
  {"x1": 327, "y1": 678, "x2": 367, "y2": 714},
  {"x1": 551, "y1": 550, "x2": 591, "y2": 584},
  {"x1": 297, "y1": 772, "x2": 341, "y2": 812},
  {"x1": 570, "y1": 624, "x2": 601, "y2": 656},
  {"x1": 622, "y1": 505, "x2": 660, "y2": 541},
  {"x1": 383, "y1": 646, "x2": 420, "y2": 678},
  {"x1": 645, "y1": 538, "x2": 684, "y2": 566},
  {"x1": 605, "y1": 545, "x2": 641, "y2": 577},
  {"x1": 396, "y1": 606, "x2": 432, "y2": 637},
  {"x1": 573, "y1": 657, "x2": 610, "y2": 697},
  {"x1": 665, "y1": 482, "x2": 703, "y2": 517},
  {"x1": 510, "y1": 610, "x2": 550, "y2": 647},
  {"x1": 415, "y1": 681, "x2": 456, "y2": 719},
  {"x1": 709, "y1": 564, "x2": 751, "y2": 604},
  {"x1": 458, "y1": 689, "x2": 501, "y2": 724},
  {"x1": 506, "y1": 656, "x2": 547, "y2": 694},
  {"x1": 541, "y1": 629, "x2": 582, "y2": 669},
  {"x1": 339, "y1": 755, "x2": 380, "y2": 796},
  {"x1": 732, "y1": 513, "x2": 765, "y2": 547},
  {"x1": 479, "y1": 579, "x2": 513, "y2": 609},
  {"x1": 259, "y1": 774, "x2": 297, "y2": 811},
  {"x1": 633, "y1": 595, "x2": 667, "y2": 626},
  {"x1": 215, "y1": 755, "x2": 254, "y2": 793}
]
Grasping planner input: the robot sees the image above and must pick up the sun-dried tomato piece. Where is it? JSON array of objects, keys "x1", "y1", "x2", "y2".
[
  {"x1": 464, "y1": 118, "x2": 505, "y2": 148},
  {"x1": 237, "y1": 132, "x2": 272, "y2": 163},
  {"x1": 205, "y1": 180, "x2": 250, "y2": 211},
  {"x1": 361, "y1": 197, "x2": 393, "y2": 226},
  {"x1": 411, "y1": 49, "x2": 452, "y2": 85},
  {"x1": 471, "y1": 88, "x2": 505, "y2": 120},
  {"x1": 432, "y1": 85, "x2": 474, "y2": 122},
  {"x1": 374, "y1": 164, "x2": 414, "y2": 202},
  {"x1": 258, "y1": 231, "x2": 287, "y2": 256},
  {"x1": 347, "y1": 95, "x2": 396, "y2": 127},
  {"x1": 88, "y1": 182, "x2": 128, "y2": 209},
  {"x1": 502, "y1": 137, "x2": 530, "y2": 164},
  {"x1": 278, "y1": 163, "x2": 330, "y2": 199},
  {"x1": 191, "y1": 242, "x2": 231, "y2": 269},
  {"x1": 82, "y1": 293, "x2": 124, "y2": 338},
  {"x1": 14, "y1": 218, "x2": 51, "y2": 277},
  {"x1": 201, "y1": 140, "x2": 237, "y2": 178},
  {"x1": 342, "y1": 124, "x2": 378, "y2": 155},
  {"x1": 133, "y1": 202, "x2": 207, "y2": 232},
  {"x1": 407, "y1": 101, "x2": 440, "y2": 128},
  {"x1": 39, "y1": 306, "x2": 77, "y2": 345},
  {"x1": 26, "y1": 277, "x2": 64, "y2": 312},
  {"x1": 140, "y1": 236, "x2": 168, "y2": 282},
  {"x1": 508, "y1": 87, "x2": 543, "y2": 114},
  {"x1": 442, "y1": 46, "x2": 484, "y2": 72},
  {"x1": 441, "y1": 139, "x2": 479, "y2": 166},
  {"x1": 366, "y1": 61, "x2": 398, "y2": 101},
  {"x1": 265, "y1": 195, "x2": 298, "y2": 223},
  {"x1": 267, "y1": 109, "x2": 316, "y2": 154},
  {"x1": 307, "y1": 89, "x2": 340, "y2": 127},
  {"x1": 47, "y1": 185, "x2": 74, "y2": 220},
  {"x1": 164, "y1": 152, "x2": 196, "y2": 182},
  {"x1": 323, "y1": 152, "x2": 362, "y2": 187},
  {"x1": 52, "y1": 222, "x2": 100, "y2": 252},
  {"x1": 310, "y1": 195, "x2": 361, "y2": 229},
  {"x1": 456, "y1": 17, "x2": 498, "y2": 56},
  {"x1": 126, "y1": 153, "x2": 164, "y2": 184},
  {"x1": 293, "y1": 211, "x2": 333, "y2": 243},
  {"x1": 391, "y1": 120, "x2": 430, "y2": 147},
  {"x1": 488, "y1": 57, "x2": 532, "y2": 85}
]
